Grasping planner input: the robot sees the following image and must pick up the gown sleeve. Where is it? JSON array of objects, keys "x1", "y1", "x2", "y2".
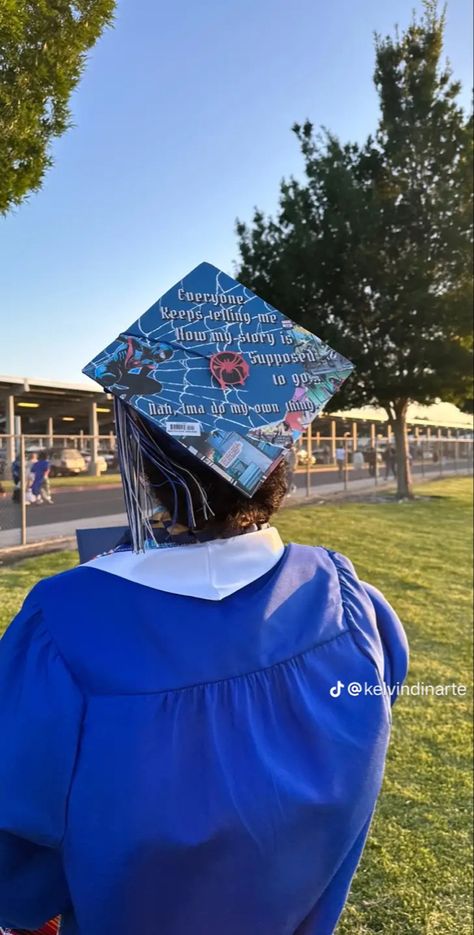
[
  {"x1": 361, "y1": 582, "x2": 409, "y2": 703},
  {"x1": 296, "y1": 553, "x2": 409, "y2": 934},
  {"x1": 327, "y1": 549, "x2": 409, "y2": 708},
  {"x1": 0, "y1": 585, "x2": 84, "y2": 931}
]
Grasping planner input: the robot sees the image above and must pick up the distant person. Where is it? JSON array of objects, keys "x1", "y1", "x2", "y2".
[
  {"x1": 41, "y1": 466, "x2": 54, "y2": 504},
  {"x1": 382, "y1": 446, "x2": 397, "y2": 480},
  {"x1": 11, "y1": 457, "x2": 21, "y2": 504},
  {"x1": 11, "y1": 457, "x2": 20, "y2": 486},
  {"x1": 29, "y1": 451, "x2": 52, "y2": 504},
  {"x1": 352, "y1": 449, "x2": 364, "y2": 474},
  {"x1": 335, "y1": 444, "x2": 346, "y2": 478},
  {"x1": 24, "y1": 452, "x2": 39, "y2": 504},
  {"x1": 285, "y1": 446, "x2": 297, "y2": 496},
  {"x1": 367, "y1": 447, "x2": 377, "y2": 478},
  {"x1": 389, "y1": 446, "x2": 397, "y2": 477}
]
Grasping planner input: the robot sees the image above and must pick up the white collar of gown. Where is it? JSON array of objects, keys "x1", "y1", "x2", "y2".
[{"x1": 85, "y1": 526, "x2": 285, "y2": 601}]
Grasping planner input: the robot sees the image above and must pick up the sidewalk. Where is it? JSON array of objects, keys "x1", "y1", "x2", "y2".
[
  {"x1": 0, "y1": 476, "x2": 389, "y2": 550},
  {"x1": 0, "y1": 468, "x2": 468, "y2": 555},
  {"x1": 0, "y1": 512, "x2": 127, "y2": 551},
  {"x1": 287, "y1": 473, "x2": 398, "y2": 503}
]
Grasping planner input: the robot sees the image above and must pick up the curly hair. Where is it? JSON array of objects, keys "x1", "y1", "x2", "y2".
[{"x1": 140, "y1": 420, "x2": 289, "y2": 533}]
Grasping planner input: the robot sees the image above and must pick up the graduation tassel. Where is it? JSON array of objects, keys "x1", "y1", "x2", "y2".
[
  {"x1": 114, "y1": 398, "x2": 214, "y2": 552},
  {"x1": 114, "y1": 397, "x2": 149, "y2": 552}
]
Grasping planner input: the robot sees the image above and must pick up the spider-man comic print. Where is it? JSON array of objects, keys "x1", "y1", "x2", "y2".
[
  {"x1": 84, "y1": 262, "x2": 353, "y2": 496},
  {"x1": 92, "y1": 335, "x2": 174, "y2": 401}
]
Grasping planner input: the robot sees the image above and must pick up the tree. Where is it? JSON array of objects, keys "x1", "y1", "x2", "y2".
[
  {"x1": 236, "y1": 1, "x2": 472, "y2": 498},
  {"x1": 0, "y1": 0, "x2": 115, "y2": 214}
]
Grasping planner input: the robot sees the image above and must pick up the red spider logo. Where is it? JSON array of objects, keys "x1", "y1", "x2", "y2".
[{"x1": 210, "y1": 351, "x2": 250, "y2": 390}]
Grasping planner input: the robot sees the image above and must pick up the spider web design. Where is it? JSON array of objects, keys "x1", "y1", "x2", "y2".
[
  {"x1": 84, "y1": 263, "x2": 353, "y2": 494},
  {"x1": 129, "y1": 270, "x2": 349, "y2": 428}
]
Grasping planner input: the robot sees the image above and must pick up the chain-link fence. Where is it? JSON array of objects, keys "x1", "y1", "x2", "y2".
[
  {"x1": 0, "y1": 431, "x2": 472, "y2": 548},
  {"x1": 290, "y1": 432, "x2": 474, "y2": 497},
  {"x1": 0, "y1": 434, "x2": 121, "y2": 548}
]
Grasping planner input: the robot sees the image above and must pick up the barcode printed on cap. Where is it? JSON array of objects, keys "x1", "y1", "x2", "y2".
[{"x1": 165, "y1": 422, "x2": 201, "y2": 436}]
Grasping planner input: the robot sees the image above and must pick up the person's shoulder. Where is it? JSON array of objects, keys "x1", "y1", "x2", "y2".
[
  {"x1": 287, "y1": 542, "x2": 355, "y2": 565},
  {"x1": 287, "y1": 542, "x2": 333, "y2": 558},
  {"x1": 3, "y1": 565, "x2": 96, "y2": 671},
  {"x1": 25, "y1": 563, "x2": 122, "y2": 680},
  {"x1": 33, "y1": 553, "x2": 145, "y2": 614},
  {"x1": 286, "y1": 542, "x2": 360, "y2": 586},
  {"x1": 33, "y1": 561, "x2": 109, "y2": 607}
]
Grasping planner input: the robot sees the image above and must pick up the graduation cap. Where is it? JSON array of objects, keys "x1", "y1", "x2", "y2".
[{"x1": 83, "y1": 262, "x2": 352, "y2": 550}]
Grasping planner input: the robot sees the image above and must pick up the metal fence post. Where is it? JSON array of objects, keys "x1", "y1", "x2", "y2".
[
  {"x1": 20, "y1": 434, "x2": 27, "y2": 546},
  {"x1": 343, "y1": 436, "x2": 349, "y2": 491},
  {"x1": 330, "y1": 420, "x2": 336, "y2": 466}
]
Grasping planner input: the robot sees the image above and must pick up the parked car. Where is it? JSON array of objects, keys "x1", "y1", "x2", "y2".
[
  {"x1": 48, "y1": 448, "x2": 86, "y2": 477},
  {"x1": 311, "y1": 447, "x2": 331, "y2": 465},
  {"x1": 296, "y1": 449, "x2": 316, "y2": 467},
  {"x1": 79, "y1": 450, "x2": 108, "y2": 474},
  {"x1": 100, "y1": 449, "x2": 119, "y2": 471}
]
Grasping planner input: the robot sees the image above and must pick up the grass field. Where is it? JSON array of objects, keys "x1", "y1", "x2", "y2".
[{"x1": 0, "y1": 475, "x2": 472, "y2": 934}]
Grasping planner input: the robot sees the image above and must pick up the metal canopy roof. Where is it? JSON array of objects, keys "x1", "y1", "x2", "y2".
[
  {"x1": 0, "y1": 374, "x2": 106, "y2": 397},
  {"x1": 0, "y1": 375, "x2": 112, "y2": 430},
  {"x1": 332, "y1": 401, "x2": 473, "y2": 431},
  {"x1": 0, "y1": 375, "x2": 472, "y2": 433}
]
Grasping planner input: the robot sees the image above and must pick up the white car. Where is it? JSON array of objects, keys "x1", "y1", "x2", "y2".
[
  {"x1": 48, "y1": 448, "x2": 86, "y2": 477},
  {"x1": 296, "y1": 449, "x2": 316, "y2": 467},
  {"x1": 79, "y1": 450, "x2": 108, "y2": 474}
]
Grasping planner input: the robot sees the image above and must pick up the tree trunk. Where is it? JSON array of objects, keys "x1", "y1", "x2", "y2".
[{"x1": 387, "y1": 401, "x2": 414, "y2": 499}]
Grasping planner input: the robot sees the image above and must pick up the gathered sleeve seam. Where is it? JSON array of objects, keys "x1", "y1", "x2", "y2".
[
  {"x1": 324, "y1": 549, "x2": 371, "y2": 650},
  {"x1": 29, "y1": 588, "x2": 85, "y2": 700},
  {"x1": 30, "y1": 601, "x2": 88, "y2": 848},
  {"x1": 71, "y1": 628, "x2": 353, "y2": 699},
  {"x1": 325, "y1": 549, "x2": 394, "y2": 723}
]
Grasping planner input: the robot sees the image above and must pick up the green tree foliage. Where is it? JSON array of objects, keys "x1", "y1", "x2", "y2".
[
  {"x1": 0, "y1": 0, "x2": 115, "y2": 214},
  {"x1": 236, "y1": 1, "x2": 473, "y2": 498}
]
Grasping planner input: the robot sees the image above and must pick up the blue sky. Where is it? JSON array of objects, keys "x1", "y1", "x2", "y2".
[{"x1": 0, "y1": 0, "x2": 472, "y2": 383}]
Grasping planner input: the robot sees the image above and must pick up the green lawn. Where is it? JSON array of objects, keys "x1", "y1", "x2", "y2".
[{"x1": 0, "y1": 476, "x2": 472, "y2": 934}]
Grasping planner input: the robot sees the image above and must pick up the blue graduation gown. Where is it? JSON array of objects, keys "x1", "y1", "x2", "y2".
[{"x1": 0, "y1": 544, "x2": 408, "y2": 934}]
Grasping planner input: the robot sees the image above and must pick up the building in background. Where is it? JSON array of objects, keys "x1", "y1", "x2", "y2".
[{"x1": 0, "y1": 374, "x2": 472, "y2": 477}]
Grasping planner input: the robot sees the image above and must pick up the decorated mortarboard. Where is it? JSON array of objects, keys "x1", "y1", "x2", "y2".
[{"x1": 83, "y1": 262, "x2": 352, "y2": 548}]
